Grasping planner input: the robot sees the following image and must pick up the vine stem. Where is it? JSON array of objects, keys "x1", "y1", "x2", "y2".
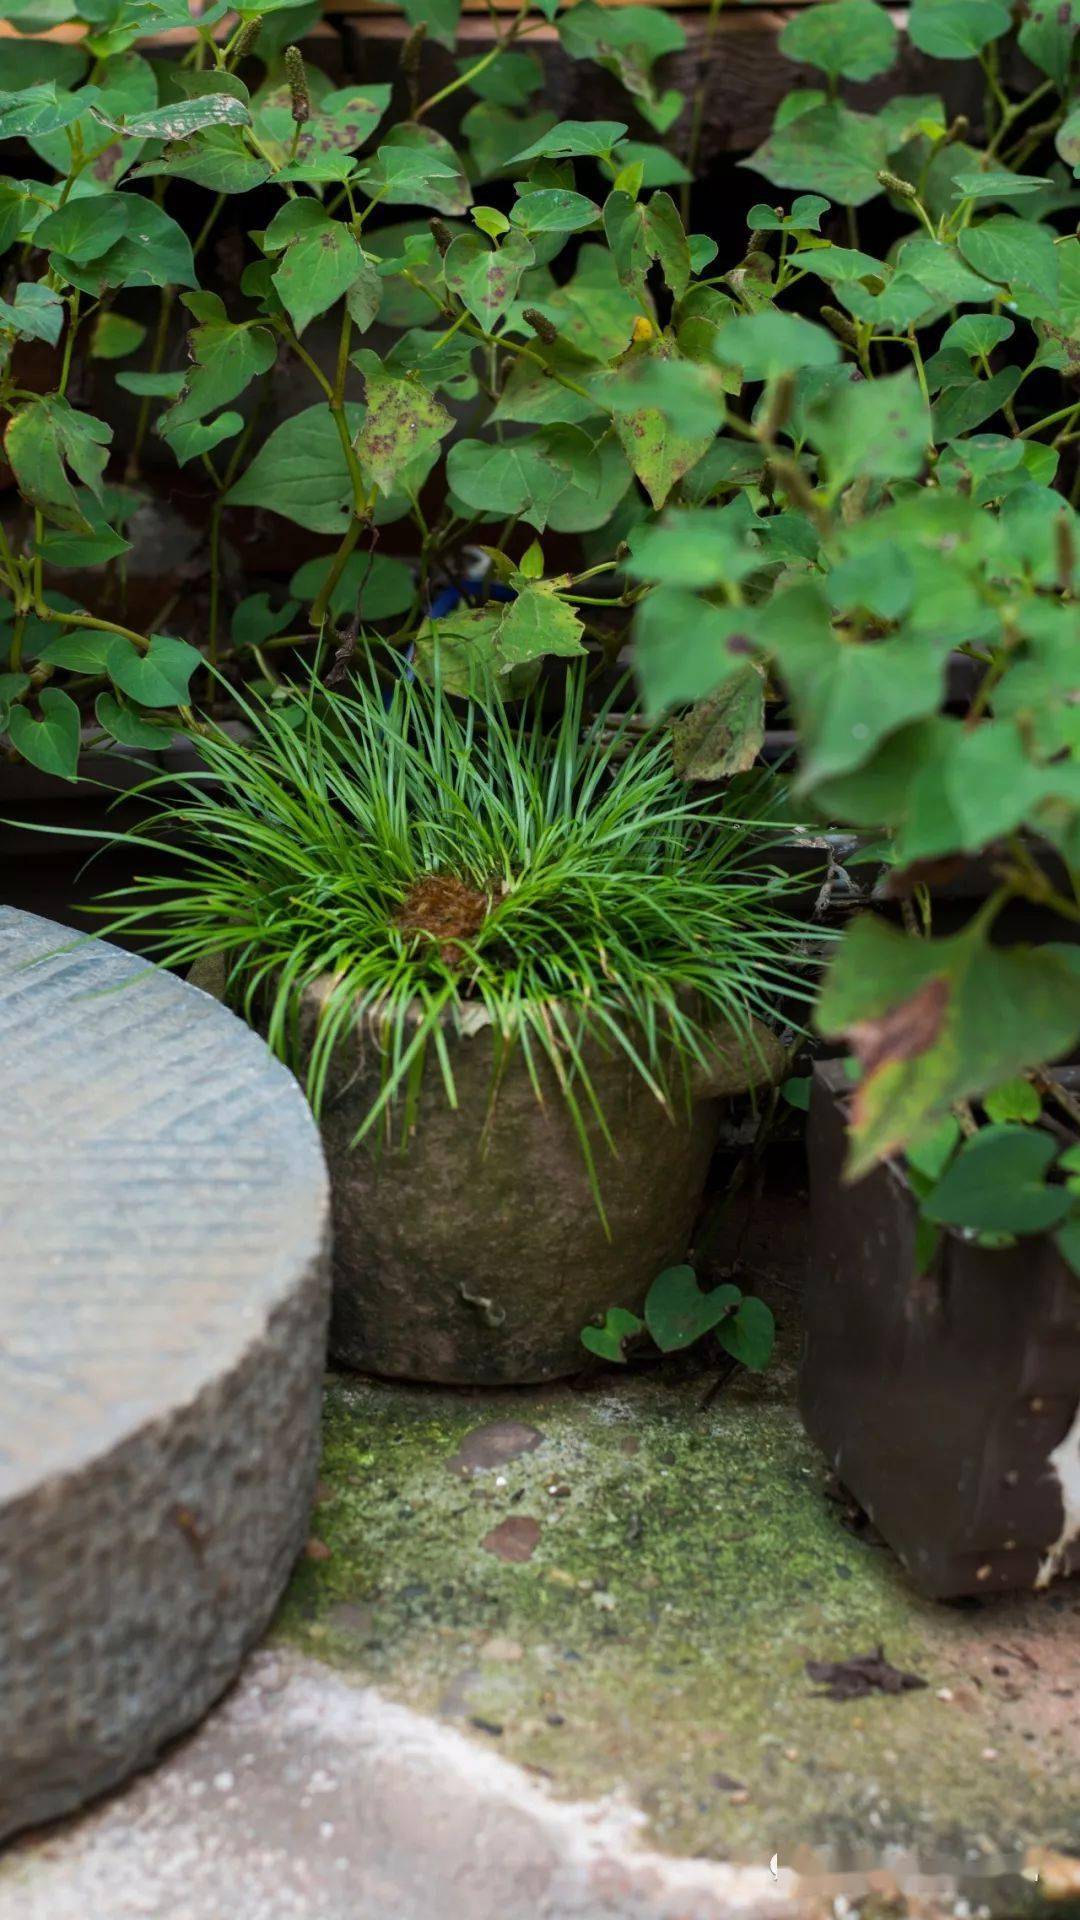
[
  {"x1": 680, "y1": 0, "x2": 725, "y2": 223},
  {"x1": 37, "y1": 604, "x2": 152, "y2": 653},
  {"x1": 414, "y1": 2, "x2": 532, "y2": 120}
]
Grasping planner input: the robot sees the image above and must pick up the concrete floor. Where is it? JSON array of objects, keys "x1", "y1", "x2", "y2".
[{"x1": 4, "y1": 1177, "x2": 1078, "y2": 1920}]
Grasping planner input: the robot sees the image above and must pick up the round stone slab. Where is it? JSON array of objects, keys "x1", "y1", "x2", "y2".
[{"x1": 0, "y1": 909, "x2": 331, "y2": 1843}]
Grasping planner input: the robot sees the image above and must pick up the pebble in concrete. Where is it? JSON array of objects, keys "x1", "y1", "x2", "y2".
[{"x1": 0, "y1": 910, "x2": 331, "y2": 1842}]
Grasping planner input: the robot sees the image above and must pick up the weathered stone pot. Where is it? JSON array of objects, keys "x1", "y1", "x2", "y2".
[
  {"x1": 802, "y1": 1061, "x2": 1080, "y2": 1599},
  {"x1": 299, "y1": 982, "x2": 786, "y2": 1386}
]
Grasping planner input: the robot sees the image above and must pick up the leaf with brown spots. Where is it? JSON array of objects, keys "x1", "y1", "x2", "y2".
[
  {"x1": 352, "y1": 351, "x2": 453, "y2": 498},
  {"x1": 443, "y1": 229, "x2": 535, "y2": 330},
  {"x1": 817, "y1": 914, "x2": 1080, "y2": 1177},
  {"x1": 271, "y1": 220, "x2": 365, "y2": 338},
  {"x1": 481, "y1": 1515, "x2": 541, "y2": 1563}
]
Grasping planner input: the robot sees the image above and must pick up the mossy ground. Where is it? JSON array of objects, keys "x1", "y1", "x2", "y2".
[{"x1": 274, "y1": 1330, "x2": 1079, "y2": 1890}]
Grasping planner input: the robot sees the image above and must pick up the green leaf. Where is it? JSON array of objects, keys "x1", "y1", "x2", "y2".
[
  {"x1": 951, "y1": 169, "x2": 1051, "y2": 203},
  {"x1": 984, "y1": 1077, "x2": 1042, "y2": 1125},
  {"x1": 90, "y1": 310, "x2": 146, "y2": 360},
  {"x1": 460, "y1": 48, "x2": 544, "y2": 108},
  {"x1": 923, "y1": 1125, "x2": 1071, "y2": 1234},
  {"x1": 748, "y1": 194, "x2": 831, "y2": 234},
  {"x1": 510, "y1": 119, "x2": 627, "y2": 163},
  {"x1": 580, "y1": 1306, "x2": 644, "y2": 1363},
  {"x1": 0, "y1": 82, "x2": 98, "y2": 140},
  {"x1": 940, "y1": 312, "x2": 1014, "y2": 358},
  {"x1": 644, "y1": 1265, "x2": 741, "y2": 1352},
  {"x1": 228, "y1": 594, "x2": 298, "y2": 651},
  {"x1": 352, "y1": 351, "x2": 453, "y2": 498},
  {"x1": 401, "y1": 0, "x2": 460, "y2": 50},
  {"x1": 780, "y1": 0, "x2": 899, "y2": 80},
  {"x1": 906, "y1": 1112, "x2": 961, "y2": 1181},
  {"x1": 361, "y1": 125, "x2": 472, "y2": 215},
  {"x1": 484, "y1": 582, "x2": 586, "y2": 671},
  {"x1": 94, "y1": 689, "x2": 167, "y2": 749},
  {"x1": 443, "y1": 228, "x2": 534, "y2": 327},
  {"x1": 782, "y1": 1075, "x2": 812, "y2": 1111},
  {"x1": 165, "y1": 412, "x2": 244, "y2": 468},
  {"x1": 716, "y1": 309, "x2": 840, "y2": 379},
  {"x1": 716, "y1": 1295, "x2": 775, "y2": 1372},
  {"x1": 114, "y1": 371, "x2": 187, "y2": 397},
  {"x1": 224, "y1": 403, "x2": 365, "y2": 534},
  {"x1": 807, "y1": 368, "x2": 930, "y2": 484},
  {"x1": 7, "y1": 687, "x2": 81, "y2": 779},
  {"x1": 510, "y1": 189, "x2": 601, "y2": 234},
  {"x1": 908, "y1": 0, "x2": 1011, "y2": 57},
  {"x1": 37, "y1": 191, "x2": 129, "y2": 264},
  {"x1": 558, "y1": 2, "x2": 686, "y2": 107},
  {"x1": 159, "y1": 322, "x2": 276, "y2": 435},
  {"x1": 0, "y1": 672, "x2": 31, "y2": 731},
  {"x1": 1019, "y1": 0, "x2": 1080, "y2": 83},
  {"x1": 272, "y1": 220, "x2": 365, "y2": 337},
  {"x1": 62, "y1": 200, "x2": 196, "y2": 296},
  {"x1": 762, "y1": 582, "x2": 944, "y2": 791},
  {"x1": 105, "y1": 633, "x2": 200, "y2": 708},
  {"x1": 29, "y1": 51, "x2": 156, "y2": 184},
  {"x1": 4, "y1": 395, "x2": 111, "y2": 531},
  {"x1": 816, "y1": 915, "x2": 1080, "y2": 1176},
  {"x1": 35, "y1": 628, "x2": 119, "y2": 673},
  {"x1": 290, "y1": 552, "x2": 414, "y2": 623},
  {"x1": 0, "y1": 283, "x2": 65, "y2": 346},
  {"x1": 958, "y1": 214, "x2": 1060, "y2": 303},
  {"x1": 633, "y1": 587, "x2": 760, "y2": 715},
  {"x1": 447, "y1": 432, "x2": 590, "y2": 533},
  {"x1": 643, "y1": 191, "x2": 690, "y2": 301},
  {"x1": 744, "y1": 103, "x2": 888, "y2": 208},
  {"x1": 894, "y1": 233, "x2": 993, "y2": 306},
  {"x1": 626, "y1": 507, "x2": 760, "y2": 590}
]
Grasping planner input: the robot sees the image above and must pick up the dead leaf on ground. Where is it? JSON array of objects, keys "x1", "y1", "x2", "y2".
[
  {"x1": 1025, "y1": 1846, "x2": 1080, "y2": 1899},
  {"x1": 806, "y1": 1646, "x2": 928, "y2": 1701},
  {"x1": 448, "y1": 1421, "x2": 544, "y2": 1474},
  {"x1": 481, "y1": 1515, "x2": 541, "y2": 1563}
]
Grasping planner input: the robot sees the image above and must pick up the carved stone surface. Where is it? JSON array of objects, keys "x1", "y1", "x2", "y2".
[{"x1": 0, "y1": 909, "x2": 331, "y2": 1843}]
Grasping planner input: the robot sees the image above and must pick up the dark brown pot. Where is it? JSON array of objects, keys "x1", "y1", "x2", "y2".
[
  {"x1": 296, "y1": 983, "x2": 787, "y2": 1387},
  {"x1": 801, "y1": 1061, "x2": 1080, "y2": 1599}
]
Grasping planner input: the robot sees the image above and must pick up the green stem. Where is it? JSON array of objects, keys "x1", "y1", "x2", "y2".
[
  {"x1": 37, "y1": 604, "x2": 151, "y2": 652},
  {"x1": 680, "y1": 0, "x2": 725, "y2": 220},
  {"x1": 127, "y1": 287, "x2": 175, "y2": 481},
  {"x1": 414, "y1": 4, "x2": 531, "y2": 120},
  {"x1": 1019, "y1": 400, "x2": 1080, "y2": 440}
]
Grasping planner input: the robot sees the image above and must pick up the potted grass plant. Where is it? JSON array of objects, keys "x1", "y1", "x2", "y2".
[{"x1": 91, "y1": 664, "x2": 810, "y2": 1383}]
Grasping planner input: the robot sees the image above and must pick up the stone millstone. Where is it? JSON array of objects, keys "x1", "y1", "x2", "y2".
[{"x1": 0, "y1": 909, "x2": 331, "y2": 1843}]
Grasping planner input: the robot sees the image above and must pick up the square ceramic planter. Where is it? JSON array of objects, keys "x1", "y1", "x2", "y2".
[{"x1": 801, "y1": 1061, "x2": 1080, "y2": 1599}]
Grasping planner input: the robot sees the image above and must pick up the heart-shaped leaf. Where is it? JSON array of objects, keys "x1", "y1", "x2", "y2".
[
  {"x1": 716, "y1": 1296, "x2": 775, "y2": 1372},
  {"x1": 8, "y1": 687, "x2": 81, "y2": 780},
  {"x1": 106, "y1": 632, "x2": 201, "y2": 708},
  {"x1": 644, "y1": 1266, "x2": 741, "y2": 1352},
  {"x1": 580, "y1": 1306, "x2": 644, "y2": 1362}
]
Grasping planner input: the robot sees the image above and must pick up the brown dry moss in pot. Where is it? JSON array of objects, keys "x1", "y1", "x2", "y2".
[{"x1": 297, "y1": 978, "x2": 786, "y2": 1385}]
